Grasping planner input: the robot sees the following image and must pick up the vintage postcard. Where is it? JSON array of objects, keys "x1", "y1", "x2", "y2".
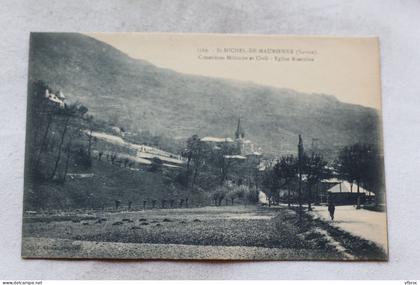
[{"x1": 22, "y1": 33, "x2": 387, "y2": 260}]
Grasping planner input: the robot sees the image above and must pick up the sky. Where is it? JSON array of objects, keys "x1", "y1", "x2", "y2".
[{"x1": 87, "y1": 33, "x2": 382, "y2": 109}]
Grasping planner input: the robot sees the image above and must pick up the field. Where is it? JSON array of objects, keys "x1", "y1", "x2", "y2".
[
  {"x1": 21, "y1": 205, "x2": 386, "y2": 260},
  {"x1": 24, "y1": 159, "x2": 200, "y2": 211}
]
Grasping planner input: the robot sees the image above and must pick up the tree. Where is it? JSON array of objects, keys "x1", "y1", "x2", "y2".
[
  {"x1": 210, "y1": 143, "x2": 238, "y2": 185},
  {"x1": 28, "y1": 81, "x2": 59, "y2": 175},
  {"x1": 149, "y1": 157, "x2": 163, "y2": 172},
  {"x1": 261, "y1": 167, "x2": 279, "y2": 207},
  {"x1": 297, "y1": 135, "x2": 304, "y2": 220},
  {"x1": 359, "y1": 145, "x2": 385, "y2": 205},
  {"x1": 362, "y1": 149, "x2": 381, "y2": 192},
  {"x1": 336, "y1": 145, "x2": 357, "y2": 192},
  {"x1": 85, "y1": 114, "x2": 94, "y2": 161},
  {"x1": 303, "y1": 152, "x2": 331, "y2": 211},
  {"x1": 123, "y1": 158, "x2": 129, "y2": 168},
  {"x1": 75, "y1": 147, "x2": 92, "y2": 169},
  {"x1": 50, "y1": 121, "x2": 68, "y2": 180},
  {"x1": 336, "y1": 143, "x2": 381, "y2": 208},
  {"x1": 212, "y1": 186, "x2": 227, "y2": 206},
  {"x1": 273, "y1": 155, "x2": 298, "y2": 208},
  {"x1": 33, "y1": 111, "x2": 54, "y2": 171},
  {"x1": 52, "y1": 103, "x2": 92, "y2": 178},
  {"x1": 61, "y1": 140, "x2": 73, "y2": 182},
  {"x1": 260, "y1": 156, "x2": 298, "y2": 208},
  {"x1": 98, "y1": 151, "x2": 103, "y2": 161},
  {"x1": 182, "y1": 135, "x2": 208, "y2": 188},
  {"x1": 245, "y1": 188, "x2": 259, "y2": 205}
]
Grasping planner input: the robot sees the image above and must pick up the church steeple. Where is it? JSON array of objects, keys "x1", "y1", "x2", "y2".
[{"x1": 235, "y1": 118, "x2": 245, "y2": 139}]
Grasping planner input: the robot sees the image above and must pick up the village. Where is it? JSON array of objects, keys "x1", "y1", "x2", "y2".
[
  {"x1": 23, "y1": 86, "x2": 387, "y2": 258},
  {"x1": 85, "y1": 113, "x2": 383, "y2": 212}
]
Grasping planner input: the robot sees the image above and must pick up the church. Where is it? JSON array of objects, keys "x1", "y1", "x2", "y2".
[
  {"x1": 200, "y1": 119, "x2": 262, "y2": 158},
  {"x1": 234, "y1": 118, "x2": 260, "y2": 156}
]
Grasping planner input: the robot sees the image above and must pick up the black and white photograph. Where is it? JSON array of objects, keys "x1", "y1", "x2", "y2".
[{"x1": 21, "y1": 32, "x2": 387, "y2": 260}]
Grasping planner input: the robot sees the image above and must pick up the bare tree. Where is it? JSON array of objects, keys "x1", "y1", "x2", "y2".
[
  {"x1": 34, "y1": 113, "x2": 53, "y2": 170},
  {"x1": 50, "y1": 116, "x2": 71, "y2": 180},
  {"x1": 61, "y1": 139, "x2": 73, "y2": 182}
]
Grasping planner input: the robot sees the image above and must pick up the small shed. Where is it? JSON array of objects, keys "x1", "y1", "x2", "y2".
[{"x1": 324, "y1": 180, "x2": 375, "y2": 205}]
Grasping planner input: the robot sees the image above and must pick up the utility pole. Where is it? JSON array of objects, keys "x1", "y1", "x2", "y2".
[{"x1": 298, "y1": 134, "x2": 304, "y2": 223}]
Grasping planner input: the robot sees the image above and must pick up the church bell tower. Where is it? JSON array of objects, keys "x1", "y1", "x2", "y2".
[{"x1": 235, "y1": 118, "x2": 245, "y2": 139}]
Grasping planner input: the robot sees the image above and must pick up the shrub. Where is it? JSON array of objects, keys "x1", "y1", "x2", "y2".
[{"x1": 149, "y1": 157, "x2": 163, "y2": 172}]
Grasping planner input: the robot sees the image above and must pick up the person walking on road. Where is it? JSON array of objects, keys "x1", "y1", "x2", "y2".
[{"x1": 328, "y1": 202, "x2": 336, "y2": 221}]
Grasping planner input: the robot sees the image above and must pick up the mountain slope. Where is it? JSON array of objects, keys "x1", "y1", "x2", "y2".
[{"x1": 28, "y1": 33, "x2": 381, "y2": 155}]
